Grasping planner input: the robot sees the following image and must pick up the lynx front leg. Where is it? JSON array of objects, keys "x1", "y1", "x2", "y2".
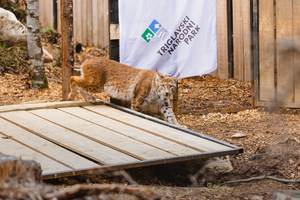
[
  {"x1": 67, "y1": 76, "x2": 96, "y2": 102},
  {"x1": 158, "y1": 99, "x2": 187, "y2": 128},
  {"x1": 131, "y1": 97, "x2": 150, "y2": 112}
]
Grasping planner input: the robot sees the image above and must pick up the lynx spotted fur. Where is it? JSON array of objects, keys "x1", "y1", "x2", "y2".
[{"x1": 68, "y1": 49, "x2": 185, "y2": 128}]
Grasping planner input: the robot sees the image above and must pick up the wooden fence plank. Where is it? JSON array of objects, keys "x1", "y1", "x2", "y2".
[
  {"x1": 39, "y1": 0, "x2": 44, "y2": 26},
  {"x1": 216, "y1": 0, "x2": 228, "y2": 79},
  {"x1": 0, "y1": 111, "x2": 138, "y2": 165},
  {"x1": 57, "y1": 0, "x2": 61, "y2": 34},
  {"x1": 276, "y1": 0, "x2": 294, "y2": 102},
  {"x1": 98, "y1": 0, "x2": 104, "y2": 48},
  {"x1": 74, "y1": 0, "x2": 82, "y2": 45},
  {"x1": 259, "y1": 0, "x2": 275, "y2": 102},
  {"x1": 0, "y1": 118, "x2": 99, "y2": 170},
  {"x1": 92, "y1": 0, "x2": 99, "y2": 47},
  {"x1": 87, "y1": 0, "x2": 93, "y2": 46},
  {"x1": 84, "y1": 105, "x2": 233, "y2": 152},
  {"x1": 103, "y1": 0, "x2": 109, "y2": 48},
  {"x1": 242, "y1": 0, "x2": 251, "y2": 81},
  {"x1": 233, "y1": 0, "x2": 244, "y2": 81},
  {"x1": 82, "y1": 0, "x2": 88, "y2": 46},
  {"x1": 294, "y1": 0, "x2": 300, "y2": 103}
]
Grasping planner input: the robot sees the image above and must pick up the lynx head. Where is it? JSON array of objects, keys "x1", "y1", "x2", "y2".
[{"x1": 155, "y1": 72, "x2": 180, "y2": 100}]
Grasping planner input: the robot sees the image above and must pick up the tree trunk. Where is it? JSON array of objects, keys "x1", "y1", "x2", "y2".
[
  {"x1": 61, "y1": 0, "x2": 74, "y2": 100},
  {"x1": 27, "y1": 0, "x2": 45, "y2": 89}
]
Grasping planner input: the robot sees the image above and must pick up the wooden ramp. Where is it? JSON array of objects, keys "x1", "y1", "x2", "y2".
[{"x1": 0, "y1": 101, "x2": 242, "y2": 180}]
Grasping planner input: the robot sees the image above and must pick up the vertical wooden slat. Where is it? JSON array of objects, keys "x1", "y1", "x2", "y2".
[
  {"x1": 216, "y1": 0, "x2": 228, "y2": 80},
  {"x1": 39, "y1": 0, "x2": 44, "y2": 26},
  {"x1": 233, "y1": 0, "x2": 244, "y2": 81},
  {"x1": 103, "y1": 0, "x2": 110, "y2": 48},
  {"x1": 82, "y1": 0, "x2": 88, "y2": 46},
  {"x1": 294, "y1": 0, "x2": 300, "y2": 103},
  {"x1": 87, "y1": 0, "x2": 93, "y2": 46},
  {"x1": 57, "y1": 0, "x2": 61, "y2": 33},
  {"x1": 276, "y1": 0, "x2": 294, "y2": 102},
  {"x1": 242, "y1": 0, "x2": 251, "y2": 81},
  {"x1": 74, "y1": 0, "x2": 82, "y2": 46},
  {"x1": 98, "y1": 0, "x2": 105, "y2": 48},
  {"x1": 92, "y1": 0, "x2": 99, "y2": 47},
  {"x1": 259, "y1": 0, "x2": 275, "y2": 102}
]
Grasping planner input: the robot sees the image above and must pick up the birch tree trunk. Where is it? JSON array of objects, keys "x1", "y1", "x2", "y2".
[{"x1": 27, "y1": 0, "x2": 45, "y2": 89}]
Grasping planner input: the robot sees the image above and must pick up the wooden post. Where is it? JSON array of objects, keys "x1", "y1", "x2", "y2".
[{"x1": 61, "y1": 0, "x2": 74, "y2": 100}]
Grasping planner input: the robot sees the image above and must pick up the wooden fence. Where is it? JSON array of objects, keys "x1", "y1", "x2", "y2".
[
  {"x1": 39, "y1": 0, "x2": 253, "y2": 82},
  {"x1": 212, "y1": 0, "x2": 252, "y2": 82},
  {"x1": 39, "y1": 0, "x2": 109, "y2": 49},
  {"x1": 259, "y1": 0, "x2": 300, "y2": 105}
]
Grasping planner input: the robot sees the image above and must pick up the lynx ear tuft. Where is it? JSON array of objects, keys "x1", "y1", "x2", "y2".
[
  {"x1": 173, "y1": 73, "x2": 180, "y2": 81},
  {"x1": 156, "y1": 72, "x2": 164, "y2": 82}
]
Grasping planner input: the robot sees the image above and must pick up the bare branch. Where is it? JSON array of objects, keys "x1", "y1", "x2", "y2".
[{"x1": 44, "y1": 184, "x2": 161, "y2": 200}]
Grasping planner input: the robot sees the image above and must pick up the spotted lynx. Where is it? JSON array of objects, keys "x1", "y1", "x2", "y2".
[{"x1": 68, "y1": 44, "x2": 186, "y2": 128}]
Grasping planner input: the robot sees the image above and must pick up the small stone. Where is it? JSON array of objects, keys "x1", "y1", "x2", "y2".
[
  {"x1": 251, "y1": 195, "x2": 263, "y2": 200},
  {"x1": 231, "y1": 132, "x2": 247, "y2": 138}
]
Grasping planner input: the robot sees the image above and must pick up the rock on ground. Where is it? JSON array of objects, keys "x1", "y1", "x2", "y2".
[{"x1": 0, "y1": 8, "x2": 27, "y2": 46}]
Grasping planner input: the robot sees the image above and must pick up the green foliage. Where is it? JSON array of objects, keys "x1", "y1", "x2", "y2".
[
  {"x1": 41, "y1": 25, "x2": 53, "y2": 35},
  {"x1": 0, "y1": 41, "x2": 7, "y2": 51},
  {"x1": 39, "y1": 76, "x2": 49, "y2": 90},
  {"x1": 11, "y1": 7, "x2": 17, "y2": 12}
]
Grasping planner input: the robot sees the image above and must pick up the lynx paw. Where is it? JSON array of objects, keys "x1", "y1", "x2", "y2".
[
  {"x1": 181, "y1": 125, "x2": 187, "y2": 129},
  {"x1": 67, "y1": 93, "x2": 75, "y2": 101},
  {"x1": 87, "y1": 96, "x2": 97, "y2": 103}
]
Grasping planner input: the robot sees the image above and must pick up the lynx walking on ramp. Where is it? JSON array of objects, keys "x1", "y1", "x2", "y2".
[{"x1": 68, "y1": 44, "x2": 184, "y2": 127}]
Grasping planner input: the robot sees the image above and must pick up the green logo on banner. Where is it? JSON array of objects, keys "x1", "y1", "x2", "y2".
[{"x1": 141, "y1": 28, "x2": 154, "y2": 42}]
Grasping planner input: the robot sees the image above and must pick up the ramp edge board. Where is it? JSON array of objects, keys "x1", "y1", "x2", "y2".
[
  {"x1": 0, "y1": 101, "x2": 103, "y2": 113},
  {"x1": 101, "y1": 101, "x2": 243, "y2": 153},
  {"x1": 42, "y1": 149, "x2": 240, "y2": 180}
]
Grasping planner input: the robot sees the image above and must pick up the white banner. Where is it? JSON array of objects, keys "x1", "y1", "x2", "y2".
[{"x1": 119, "y1": 0, "x2": 217, "y2": 79}]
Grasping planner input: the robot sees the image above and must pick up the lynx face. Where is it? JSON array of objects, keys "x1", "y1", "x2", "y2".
[{"x1": 156, "y1": 74, "x2": 178, "y2": 101}]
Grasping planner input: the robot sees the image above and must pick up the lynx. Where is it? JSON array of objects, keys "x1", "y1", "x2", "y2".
[{"x1": 68, "y1": 44, "x2": 186, "y2": 128}]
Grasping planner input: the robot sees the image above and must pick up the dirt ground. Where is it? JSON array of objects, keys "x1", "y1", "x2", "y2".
[{"x1": 1, "y1": 24, "x2": 300, "y2": 200}]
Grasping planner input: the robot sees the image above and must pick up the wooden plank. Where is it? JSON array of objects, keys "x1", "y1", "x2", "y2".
[
  {"x1": 92, "y1": 0, "x2": 99, "y2": 46},
  {"x1": 0, "y1": 100, "x2": 102, "y2": 113},
  {"x1": 57, "y1": 0, "x2": 61, "y2": 33},
  {"x1": 276, "y1": 0, "x2": 294, "y2": 102},
  {"x1": 294, "y1": 0, "x2": 300, "y2": 103},
  {"x1": 74, "y1": 0, "x2": 83, "y2": 46},
  {"x1": 82, "y1": 0, "x2": 88, "y2": 46},
  {"x1": 39, "y1": 0, "x2": 44, "y2": 26},
  {"x1": 103, "y1": 0, "x2": 110, "y2": 48},
  {"x1": 30, "y1": 109, "x2": 175, "y2": 160},
  {"x1": 98, "y1": 0, "x2": 104, "y2": 48},
  {"x1": 84, "y1": 105, "x2": 233, "y2": 152},
  {"x1": 0, "y1": 111, "x2": 138, "y2": 165},
  {"x1": 216, "y1": 0, "x2": 228, "y2": 79},
  {"x1": 259, "y1": 0, "x2": 275, "y2": 102},
  {"x1": 0, "y1": 118, "x2": 99, "y2": 170},
  {"x1": 59, "y1": 107, "x2": 200, "y2": 156},
  {"x1": 0, "y1": 133, "x2": 71, "y2": 174},
  {"x1": 242, "y1": 0, "x2": 251, "y2": 81},
  {"x1": 110, "y1": 24, "x2": 120, "y2": 40},
  {"x1": 87, "y1": 0, "x2": 93, "y2": 46},
  {"x1": 233, "y1": 0, "x2": 244, "y2": 81}
]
